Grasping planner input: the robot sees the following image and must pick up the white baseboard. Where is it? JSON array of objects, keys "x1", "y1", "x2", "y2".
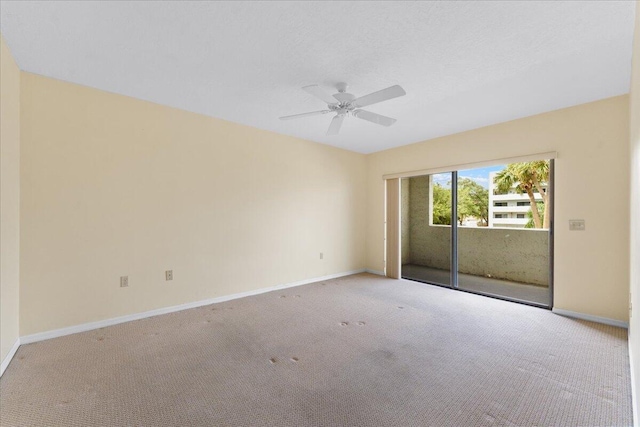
[
  {"x1": 552, "y1": 308, "x2": 629, "y2": 329},
  {"x1": 20, "y1": 269, "x2": 366, "y2": 345},
  {"x1": 365, "y1": 269, "x2": 385, "y2": 276},
  {"x1": 630, "y1": 344, "x2": 638, "y2": 427},
  {"x1": 0, "y1": 338, "x2": 21, "y2": 377}
]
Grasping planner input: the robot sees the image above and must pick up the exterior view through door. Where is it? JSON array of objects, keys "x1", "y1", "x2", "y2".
[{"x1": 398, "y1": 159, "x2": 553, "y2": 308}]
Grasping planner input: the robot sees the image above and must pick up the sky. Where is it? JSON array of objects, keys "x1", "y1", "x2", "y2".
[{"x1": 432, "y1": 165, "x2": 505, "y2": 189}]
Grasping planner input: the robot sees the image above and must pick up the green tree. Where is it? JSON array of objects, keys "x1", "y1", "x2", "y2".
[
  {"x1": 525, "y1": 202, "x2": 544, "y2": 229},
  {"x1": 493, "y1": 161, "x2": 550, "y2": 229},
  {"x1": 432, "y1": 183, "x2": 451, "y2": 225},
  {"x1": 457, "y1": 178, "x2": 489, "y2": 226}
]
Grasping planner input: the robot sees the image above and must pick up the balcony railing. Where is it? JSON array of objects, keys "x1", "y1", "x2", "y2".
[
  {"x1": 492, "y1": 193, "x2": 544, "y2": 201},
  {"x1": 491, "y1": 205, "x2": 532, "y2": 213}
]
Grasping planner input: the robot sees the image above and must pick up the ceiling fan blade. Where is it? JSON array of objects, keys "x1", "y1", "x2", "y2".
[
  {"x1": 303, "y1": 85, "x2": 338, "y2": 105},
  {"x1": 279, "y1": 110, "x2": 331, "y2": 120},
  {"x1": 326, "y1": 114, "x2": 345, "y2": 136},
  {"x1": 351, "y1": 85, "x2": 406, "y2": 108},
  {"x1": 353, "y1": 109, "x2": 397, "y2": 127}
]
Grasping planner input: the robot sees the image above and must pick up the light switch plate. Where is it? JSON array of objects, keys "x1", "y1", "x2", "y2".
[{"x1": 569, "y1": 219, "x2": 585, "y2": 231}]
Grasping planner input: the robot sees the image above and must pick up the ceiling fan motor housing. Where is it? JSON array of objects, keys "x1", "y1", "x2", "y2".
[
  {"x1": 332, "y1": 92, "x2": 356, "y2": 104},
  {"x1": 335, "y1": 82, "x2": 349, "y2": 93},
  {"x1": 332, "y1": 83, "x2": 356, "y2": 114},
  {"x1": 330, "y1": 95, "x2": 356, "y2": 116}
]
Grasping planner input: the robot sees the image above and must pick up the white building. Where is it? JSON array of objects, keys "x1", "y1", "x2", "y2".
[{"x1": 488, "y1": 171, "x2": 546, "y2": 228}]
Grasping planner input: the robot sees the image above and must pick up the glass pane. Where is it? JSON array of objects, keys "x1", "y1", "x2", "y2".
[
  {"x1": 401, "y1": 173, "x2": 452, "y2": 287},
  {"x1": 456, "y1": 161, "x2": 552, "y2": 306}
]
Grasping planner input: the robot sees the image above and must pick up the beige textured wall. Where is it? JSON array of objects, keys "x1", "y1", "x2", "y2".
[
  {"x1": 368, "y1": 96, "x2": 630, "y2": 322},
  {"x1": 19, "y1": 73, "x2": 367, "y2": 336},
  {"x1": 403, "y1": 175, "x2": 549, "y2": 286},
  {"x1": 0, "y1": 35, "x2": 21, "y2": 362},
  {"x1": 628, "y1": 1, "x2": 640, "y2": 420}
]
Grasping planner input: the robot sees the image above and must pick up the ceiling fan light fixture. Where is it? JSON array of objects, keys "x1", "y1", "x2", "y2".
[{"x1": 279, "y1": 82, "x2": 406, "y2": 136}]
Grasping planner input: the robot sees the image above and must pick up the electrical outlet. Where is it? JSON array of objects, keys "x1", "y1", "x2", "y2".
[
  {"x1": 320, "y1": 252, "x2": 323, "y2": 260},
  {"x1": 165, "y1": 270, "x2": 173, "y2": 281},
  {"x1": 569, "y1": 219, "x2": 585, "y2": 231},
  {"x1": 120, "y1": 276, "x2": 129, "y2": 287}
]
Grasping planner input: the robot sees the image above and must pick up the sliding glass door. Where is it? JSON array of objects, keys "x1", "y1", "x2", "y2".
[
  {"x1": 400, "y1": 160, "x2": 553, "y2": 308},
  {"x1": 456, "y1": 161, "x2": 552, "y2": 307}
]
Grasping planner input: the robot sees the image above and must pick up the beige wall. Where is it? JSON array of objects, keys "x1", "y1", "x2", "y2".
[
  {"x1": 19, "y1": 73, "x2": 367, "y2": 336},
  {"x1": 368, "y1": 96, "x2": 630, "y2": 322},
  {"x1": 0, "y1": 35, "x2": 21, "y2": 362},
  {"x1": 628, "y1": 1, "x2": 640, "y2": 422}
]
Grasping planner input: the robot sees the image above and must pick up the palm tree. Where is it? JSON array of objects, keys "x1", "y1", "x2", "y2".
[
  {"x1": 525, "y1": 202, "x2": 545, "y2": 229},
  {"x1": 493, "y1": 161, "x2": 550, "y2": 229}
]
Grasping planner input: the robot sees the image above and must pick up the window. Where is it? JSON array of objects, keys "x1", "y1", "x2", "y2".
[
  {"x1": 494, "y1": 214, "x2": 503, "y2": 218},
  {"x1": 517, "y1": 201, "x2": 530, "y2": 206},
  {"x1": 516, "y1": 214, "x2": 525, "y2": 219},
  {"x1": 494, "y1": 202, "x2": 507, "y2": 207}
]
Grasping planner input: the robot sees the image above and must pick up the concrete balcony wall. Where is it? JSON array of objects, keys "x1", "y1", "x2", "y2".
[
  {"x1": 458, "y1": 227, "x2": 549, "y2": 285},
  {"x1": 492, "y1": 218, "x2": 530, "y2": 226},
  {"x1": 406, "y1": 176, "x2": 453, "y2": 271},
  {"x1": 403, "y1": 175, "x2": 549, "y2": 286}
]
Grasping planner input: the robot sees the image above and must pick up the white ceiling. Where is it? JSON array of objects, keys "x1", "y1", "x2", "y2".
[{"x1": 0, "y1": 1, "x2": 636, "y2": 154}]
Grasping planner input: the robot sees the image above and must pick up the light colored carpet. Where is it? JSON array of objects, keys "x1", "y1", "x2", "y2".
[{"x1": 0, "y1": 273, "x2": 631, "y2": 426}]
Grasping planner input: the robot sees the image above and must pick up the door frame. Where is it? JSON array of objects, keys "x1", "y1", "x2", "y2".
[{"x1": 384, "y1": 152, "x2": 556, "y2": 308}]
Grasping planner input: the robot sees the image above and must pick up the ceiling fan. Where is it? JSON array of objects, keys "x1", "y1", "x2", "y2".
[{"x1": 279, "y1": 82, "x2": 406, "y2": 136}]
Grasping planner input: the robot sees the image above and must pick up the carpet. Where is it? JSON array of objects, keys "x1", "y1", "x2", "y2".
[{"x1": 0, "y1": 273, "x2": 632, "y2": 426}]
